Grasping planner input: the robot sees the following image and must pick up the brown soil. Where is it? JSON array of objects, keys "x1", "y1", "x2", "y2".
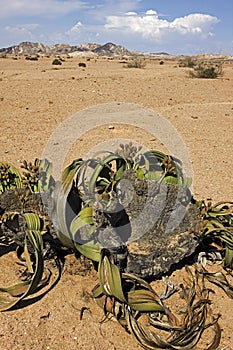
[{"x1": 0, "y1": 55, "x2": 233, "y2": 349}]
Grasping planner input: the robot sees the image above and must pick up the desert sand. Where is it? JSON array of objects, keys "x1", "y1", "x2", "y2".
[{"x1": 0, "y1": 55, "x2": 233, "y2": 349}]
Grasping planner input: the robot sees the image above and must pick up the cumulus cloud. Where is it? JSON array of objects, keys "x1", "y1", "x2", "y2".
[
  {"x1": 105, "y1": 10, "x2": 219, "y2": 41},
  {"x1": 0, "y1": 0, "x2": 87, "y2": 18}
]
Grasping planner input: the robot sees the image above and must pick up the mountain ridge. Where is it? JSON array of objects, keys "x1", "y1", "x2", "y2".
[
  {"x1": 0, "y1": 41, "x2": 136, "y2": 57},
  {"x1": 1, "y1": 41, "x2": 231, "y2": 60},
  {"x1": 0, "y1": 41, "x2": 174, "y2": 58}
]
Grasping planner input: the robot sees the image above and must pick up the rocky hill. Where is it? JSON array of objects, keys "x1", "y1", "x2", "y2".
[{"x1": 0, "y1": 41, "x2": 133, "y2": 57}]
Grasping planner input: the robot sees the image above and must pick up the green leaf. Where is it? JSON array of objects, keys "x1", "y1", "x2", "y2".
[
  {"x1": 136, "y1": 167, "x2": 146, "y2": 179},
  {"x1": 0, "y1": 281, "x2": 30, "y2": 297},
  {"x1": 88, "y1": 154, "x2": 125, "y2": 195},
  {"x1": 0, "y1": 161, "x2": 23, "y2": 193},
  {"x1": 36, "y1": 158, "x2": 55, "y2": 192},
  {"x1": 75, "y1": 241, "x2": 100, "y2": 262},
  {"x1": 70, "y1": 205, "x2": 100, "y2": 260},
  {"x1": 183, "y1": 177, "x2": 192, "y2": 188},
  {"x1": 23, "y1": 212, "x2": 42, "y2": 231},
  {"x1": 115, "y1": 165, "x2": 125, "y2": 181},
  {"x1": 61, "y1": 158, "x2": 84, "y2": 193},
  {"x1": 162, "y1": 175, "x2": 179, "y2": 185},
  {"x1": 54, "y1": 158, "x2": 84, "y2": 249},
  {"x1": 0, "y1": 213, "x2": 44, "y2": 311},
  {"x1": 127, "y1": 289, "x2": 164, "y2": 312},
  {"x1": 223, "y1": 246, "x2": 233, "y2": 268},
  {"x1": 144, "y1": 171, "x2": 160, "y2": 181},
  {"x1": 92, "y1": 283, "x2": 103, "y2": 299},
  {"x1": 70, "y1": 206, "x2": 94, "y2": 235},
  {"x1": 98, "y1": 250, "x2": 126, "y2": 302}
]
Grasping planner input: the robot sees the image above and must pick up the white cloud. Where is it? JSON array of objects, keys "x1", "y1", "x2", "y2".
[
  {"x1": 87, "y1": 0, "x2": 142, "y2": 22},
  {"x1": 171, "y1": 13, "x2": 219, "y2": 36},
  {"x1": 4, "y1": 24, "x2": 40, "y2": 42},
  {"x1": 65, "y1": 21, "x2": 83, "y2": 37},
  {"x1": 67, "y1": 22, "x2": 83, "y2": 33},
  {"x1": 1, "y1": 23, "x2": 40, "y2": 43},
  {"x1": 105, "y1": 10, "x2": 219, "y2": 41},
  {"x1": 0, "y1": 0, "x2": 87, "y2": 18},
  {"x1": 145, "y1": 10, "x2": 158, "y2": 16},
  {"x1": 5, "y1": 24, "x2": 39, "y2": 32},
  {"x1": 125, "y1": 12, "x2": 137, "y2": 16}
]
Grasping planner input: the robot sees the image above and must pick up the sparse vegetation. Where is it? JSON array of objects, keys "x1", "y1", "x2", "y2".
[
  {"x1": 52, "y1": 58, "x2": 62, "y2": 65},
  {"x1": 78, "y1": 62, "x2": 86, "y2": 67},
  {"x1": 125, "y1": 58, "x2": 146, "y2": 68},
  {"x1": 190, "y1": 62, "x2": 223, "y2": 79},
  {"x1": 179, "y1": 56, "x2": 196, "y2": 68},
  {"x1": 25, "y1": 55, "x2": 39, "y2": 61},
  {"x1": 0, "y1": 144, "x2": 233, "y2": 349},
  {"x1": 56, "y1": 56, "x2": 65, "y2": 62},
  {"x1": 0, "y1": 53, "x2": 232, "y2": 348},
  {"x1": 178, "y1": 56, "x2": 223, "y2": 79}
]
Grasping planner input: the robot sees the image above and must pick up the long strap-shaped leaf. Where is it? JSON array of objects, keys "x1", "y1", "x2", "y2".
[
  {"x1": 70, "y1": 206, "x2": 100, "y2": 261},
  {"x1": 94, "y1": 250, "x2": 165, "y2": 312},
  {"x1": 98, "y1": 249, "x2": 126, "y2": 302},
  {"x1": 93, "y1": 251, "x2": 221, "y2": 350},
  {"x1": 127, "y1": 289, "x2": 164, "y2": 313},
  {"x1": 61, "y1": 159, "x2": 83, "y2": 194},
  {"x1": 55, "y1": 159, "x2": 84, "y2": 248},
  {"x1": 201, "y1": 201, "x2": 233, "y2": 267},
  {"x1": 197, "y1": 265, "x2": 233, "y2": 298},
  {"x1": 0, "y1": 213, "x2": 44, "y2": 311},
  {"x1": 75, "y1": 241, "x2": 101, "y2": 262},
  {"x1": 88, "y1": 154, "x2": 126, "y2": 195}
]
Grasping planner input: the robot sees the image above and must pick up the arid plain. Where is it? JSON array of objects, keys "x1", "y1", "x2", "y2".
[{"x1": 0, "y1": 55, "x2": 233, "y2": 349}]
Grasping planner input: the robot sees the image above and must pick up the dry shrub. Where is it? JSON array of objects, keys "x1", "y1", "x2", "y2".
[
  {"x1": 78, "y1": 62, "x2": 86, "y2": 67},
  {"x1": 52, "y1": 58, "x2": 62, "y2": 65},
  {"x1": 179, "y1": 56, "x2": 196, "y2": 68},
  {"x1": 25, "y1": 55, "x2": 39, "y2": 61},
  {"x1": 125, "y1": 59, "x2": 146, "y2": 68},
  {"x1": 190, "y1": 62, "x2": 223, "y2": 79}
]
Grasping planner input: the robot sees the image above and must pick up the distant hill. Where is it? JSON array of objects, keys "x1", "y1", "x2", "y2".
[
  {"x1": 0, "y1": 41, "x2": 133, "y2": 57},
  {"x1": 1, "y1": 41, "x2": 232, "y2": 61}
]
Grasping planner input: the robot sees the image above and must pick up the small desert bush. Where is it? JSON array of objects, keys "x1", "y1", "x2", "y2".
[
  {"x1": 125, "y1": 59, "x2": 146, "y2": 68},
  {"x1": 25, "y1": 56, "x2": 38, "y2": 61},
  {"x1": 52, "y1": 58, "x2": 62, "y2": 65},
  {"x1": 179, "y1": 56, "x2": 196, "y2": 68},
  {"x1": 189, "y1": 62, "x2": 223, "y2": 79},
  {"x1": 78, "y1": 62, "x2": 86, "y2": 67},
  {"x1": 57, "y1": 56, "x2": 65, "y2": 62}
]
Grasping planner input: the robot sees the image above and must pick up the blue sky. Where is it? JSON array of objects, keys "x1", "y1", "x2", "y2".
[{"x1": 0, "y1": 0, "x2": 232, "y2": 55}]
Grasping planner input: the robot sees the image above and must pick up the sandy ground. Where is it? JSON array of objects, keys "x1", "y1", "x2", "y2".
[{"x1": 0, "y1": 55, "x2": 233, "y2": 349}]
